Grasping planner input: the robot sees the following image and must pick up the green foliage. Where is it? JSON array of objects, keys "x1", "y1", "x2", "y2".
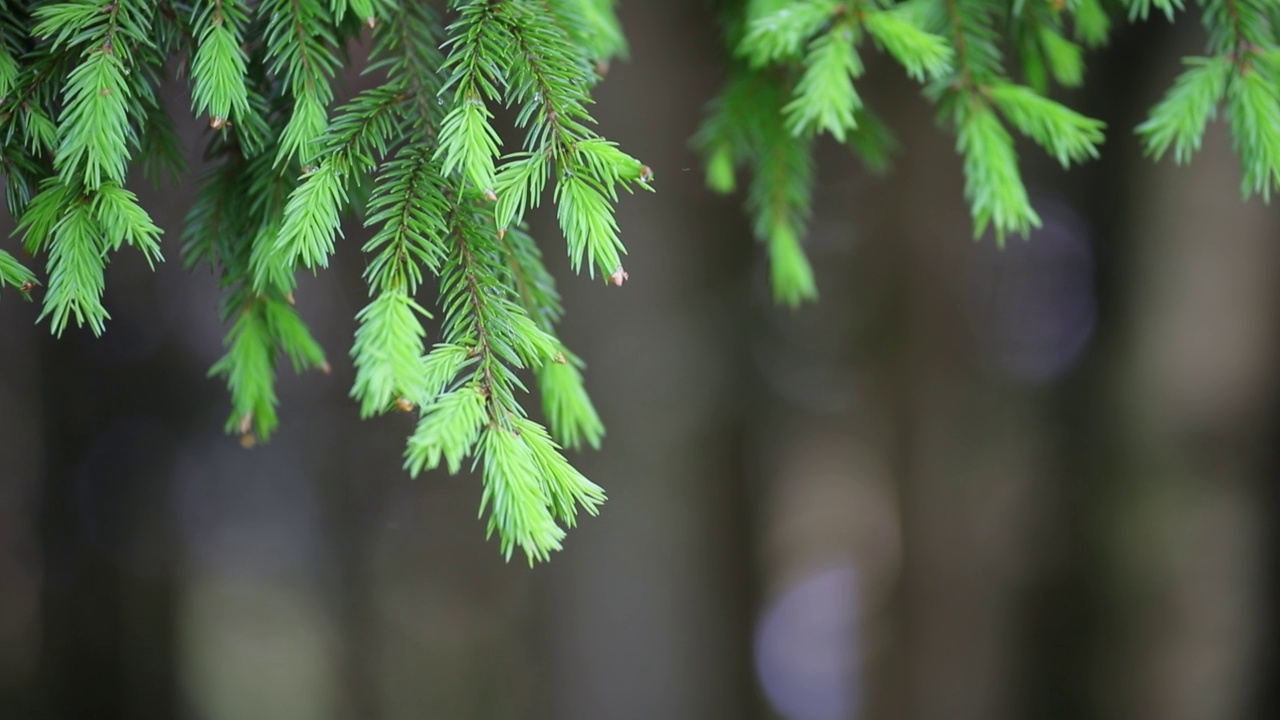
[
  {"x1": 1137, "y1": 0, "x2": 1280, "y2": 201},
  {"x1": 0, "y1": 248, "x2": 35, "y2": 299},
  {"x1": 3, "y1": 0, "x2": 1280, "y2": 561},
  {"x1": 190, "y1": 0, "x2": 252, "y2": 131}
]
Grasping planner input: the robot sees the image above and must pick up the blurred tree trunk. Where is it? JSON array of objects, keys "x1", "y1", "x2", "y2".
[
  {"x1": 0, "y1": 278, "x2": 43, "y2": 717},
  {"x1": 1095, "y1": 25, "x2": 1280, "y2": 720}
]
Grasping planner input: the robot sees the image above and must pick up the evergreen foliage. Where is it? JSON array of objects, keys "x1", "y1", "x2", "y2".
[{"x1": 2, "y1": 0, "x2": 1279, "y2": 561}]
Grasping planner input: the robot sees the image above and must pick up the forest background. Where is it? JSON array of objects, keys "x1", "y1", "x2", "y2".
[{"x1": 1, "y1": 1, "x2": 1279, "y2": 719}]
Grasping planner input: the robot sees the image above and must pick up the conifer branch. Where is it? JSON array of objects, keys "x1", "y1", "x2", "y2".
[
  {"x1": 351, "y1": 143, "x2": 449, "y2": 416},
  {"x1": 260, "y1": 0, "x2": 340, "y2": 166},
  {"x1": 5, "y1": 0, "x2": 1280, "y2": 561},
  {"x1": 1137, "y1": 0, "x2": 1280, "y2": 198},
  {"x1": 399, "y1": 195, "x2": 604, "y2": 563},
  {"x1": 0, "y1": 248, "x2": 37, "y2": 300}
]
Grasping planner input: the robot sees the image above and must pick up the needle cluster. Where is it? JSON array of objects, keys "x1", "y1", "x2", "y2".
[
  {"x1": 696, "y1": 0, "x2": 1278, "y2": 300},
  {"x1": 2, "y1": 0, "x2": 634, "y2": 563}
]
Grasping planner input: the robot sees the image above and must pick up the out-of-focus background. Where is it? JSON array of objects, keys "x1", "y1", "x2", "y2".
[{"x1": 3, "y1": 2, "x2": 1279, "y2": 719}]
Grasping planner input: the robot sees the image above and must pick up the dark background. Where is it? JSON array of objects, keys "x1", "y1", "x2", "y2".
[{"x1": 2, "y1": 2, "x2": 1278, "y2": 719}]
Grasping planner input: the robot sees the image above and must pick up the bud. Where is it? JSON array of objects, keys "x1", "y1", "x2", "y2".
[
  {"x1": 483, "y1": 188, "x2": 498, "y2": 202},
  {"x1": 239, "y1": 434, "x2": 257, "y2": 449},
  {"x1": 609, "y1": 266, "x2": 629, "y2": 287},
  {"x1": 210, "y1": 116, "x2": 227, "y2": 130},
  {"x1": 238, "y1": 412, "x2": 254, "y2": 436},
  {"x1": 395, "y1": 397, "x2": 415, "y2": 413}
]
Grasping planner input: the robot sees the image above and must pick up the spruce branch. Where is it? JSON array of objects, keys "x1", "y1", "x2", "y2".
[
  {"x1": 190, "y1": 0, "x2": 253, "y2": 130},
  {"x1": 6, "y1": 0, "x2": 1280, "y2": 563},
  {"x1": 698, "y1": 68, "x2": 819, "y2": 306},
  {"x1": 1007, "y1": 0, "x2": 1085, "y2": 91},
  {"x1": 351, "y1": 142, "x2": 450, "y2": 416},
  {"x1": 20, "y1": 0, "x2": 168, "y2": 335},
  {"x1": 923, "y1": 0, "x2": 1105, "y2": 242},
  {"x1": 0, "y1": 249, "x2": 37, "y2": 301},
  {"x1": 495, "y1": 0, "x2": 650, "y2": 280},
  {"x1": 1137, "y1": 55, "x2": 1231, "y2": 164},
  {"x1": 495, "y1": 222, "x2": 604, "y2": 449},
  {"x1": 436, "y1": 0, "x2": 511, "y2": 194},
  {"x1": 400, "y1": 196, "x2": 603, "y2": 563},
  {"x1": 259, "y1": 0, "x2": 341, "y2": 166},
  {"x1": 1068, "y1": 0, "x2": 1111, "y2": 48},
  {"x1": 863, "y1": 4, "x2": 954, "y2": 82},
  {"x1": 783, "y1": 17, "x2": 864, "y2": 142},
  {"x1": 1122, "y1": 0, "x2": 1185, "y2": 23},
  {"x1": 1137, "y1": 0, "x2": 1280, "y2": 199}
]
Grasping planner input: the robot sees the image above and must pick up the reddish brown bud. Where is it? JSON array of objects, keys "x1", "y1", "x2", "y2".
[
  {"x1": 239, "y1": 434, "x2": 257, "y2": 449},
  {"x1": 640, "y1": 165, "x2": 654, "y2": 182},
  {"x1": 210, "y1": 116, "x2": 227, "y2": 130},
  {"x1": 395, "y1": 397, "x2": 415, "y2": 413},
  {"x1": 319, "y1": 360, "x2": 332, "y2": 375},
  {"x1": 609, "y1": 266, "x2": 629, "y2": 287},
  {"x1": 483, "y1": 188, "x2": 498, "y2": 202}
]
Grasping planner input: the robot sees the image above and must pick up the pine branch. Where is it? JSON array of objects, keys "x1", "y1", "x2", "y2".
[
  {"x1": 1136, "y1": 55, "x2": 1231, "y2": 164},
  {"x1": 926, "y1": 0, "x2": 1103, "y2": 242},
  {"x1": 401, "y1": 195, "x2": 604, "y2": 563},
  {"x1": 0, "y1": 248, "x2": 37, "y2": 301},
  {"x1": 1137, "y1": 0, "x2": 1280, "y2": 199},
  {"x1": 266, "y1": 85, "x2": 408, "y2": 275},
  {"x1": 495, "y1": 223, "x2": 604, "y2": 449},
  {"x1": 1122, "y1": 0, "x2": 1185, "y2": 22},
  {"x1": 190, "y1": 0, "x2": 254, "y2": 130},
  {"x1": 209, "y1": 294, "x2": 327, "y2": 444},
  {"x1": 436, "y1": 0, "x2": 511, "y2": 194},
  {"x1": 19, "y1": 0, "x2": 168, "y2": 335},
  {"x1": 1007, "y1": 0, "x2": 1084, "y2": 92},
  {"x1": 9, "y1": 0, "x2": 1279, "y2": 564},
  {"x1": 1068, "y1": 0, "x2": 1111, "y2": 48},
  {"x1": 489, "y1": 0, "x2": 651, "y2": 279},
  {"x1": 259, "y1": 0, "x2": 340, "y2": 166},
  {"x1": 372, "y1": 0, "x2": 445, "y2": 136},
  {"x1": 351, "y1": 143, "x2": 450, "y2": 416},
  {"x1": 698, "y1": 67, "x2": 818, "y2": 305}
]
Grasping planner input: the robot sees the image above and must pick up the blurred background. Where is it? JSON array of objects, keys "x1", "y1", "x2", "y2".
[{"x1": 2, "y1": 2, "x2": 1279, "y2": 719}]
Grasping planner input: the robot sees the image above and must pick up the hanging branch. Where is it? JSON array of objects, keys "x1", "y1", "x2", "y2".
[{"x1": 3, "y1": 0, "x2": 1279, "y2": 561}]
